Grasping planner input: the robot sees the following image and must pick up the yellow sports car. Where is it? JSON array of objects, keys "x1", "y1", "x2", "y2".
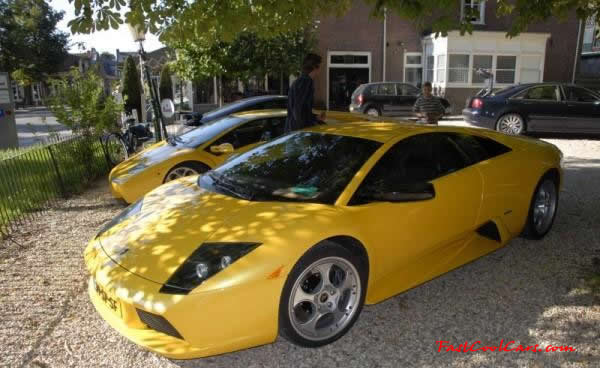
[
  {"x1": 109, "y1": 109, "x2": 384, "y2": 203},
  {"x1": 86, "y1": 122, "x2": 562, "y2": 359}
]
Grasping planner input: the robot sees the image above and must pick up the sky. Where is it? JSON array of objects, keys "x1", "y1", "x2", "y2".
[{"x1": 50, "y1": 0, "x2": 165, "y2": 55}]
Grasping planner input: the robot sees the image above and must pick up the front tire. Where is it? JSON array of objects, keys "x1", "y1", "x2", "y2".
[
  {"x1": 496, "y1": 113, "x2": 525, "y2": 135},
  {"x1": 279, "y1": 241, "x2": 367, "y2": 347},
  {"x1": 163, "y1": 161, "x2": 209, "y2": 183},
  {"x1": 522, "y1": 174, "x2": 559, "y2": 239}
]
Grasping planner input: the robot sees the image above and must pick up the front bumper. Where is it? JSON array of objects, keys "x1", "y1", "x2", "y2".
[
  {"x1": 348, "y1": 104, "x2": 363, "y2": 114},
  {"x1": 87, "y1": 269, "x2": 282, "y2": 359},
  {"x1": 462, "y1": 108, "x2": 496, "y2": 129}
]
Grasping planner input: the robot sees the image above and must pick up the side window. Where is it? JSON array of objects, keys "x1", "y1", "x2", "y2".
[
  {"x1": 450, "y1": 133, "x2": 511, "y2": 165},
  {"x1": 564, "y1": 86, "x2": 600, "y2": 103},
  {"x1": 397, "y1": 84, "x2": 419, "y2": 96},
  {"x1": 375, "y1": 83, "x2": 396, "y2": 96},
  {"x1": 351, "y1": 134, "x2": 468, "y2": 204},
  {"x1": 262, "y1": 117, "x2": 286, "y2": 141},
  {"x1": 212, "y1": 119, "x2": 269, "y2": 149},
  {"x1": 513, "y1": 86, "x2": 559, "y2": 101}
]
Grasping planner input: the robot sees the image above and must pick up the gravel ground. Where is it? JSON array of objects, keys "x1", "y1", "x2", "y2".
[{"x1": 1, "y1": 135, "x2": 599, "y2": 368}]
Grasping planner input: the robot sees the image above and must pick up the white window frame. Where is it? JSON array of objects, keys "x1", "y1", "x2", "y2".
[
  {"x1": 404, "y1": 52, "x2": 423, "y2": 85},
  {"x1": 448, "y1": 54, "x2": 470, "y2": 83},
  {"x1": 461, "y1": 0, "x2": 486, "y2": 25},
  {"x1": 326, "y1": 51, "x2": 371, "y2": 110}
]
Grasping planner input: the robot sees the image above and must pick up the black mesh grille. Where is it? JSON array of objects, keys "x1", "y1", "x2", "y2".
[{"x1": 136, "y1": 309, "x2": 183, "y2": 339}]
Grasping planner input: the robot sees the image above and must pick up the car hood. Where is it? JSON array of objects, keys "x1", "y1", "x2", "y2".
[{"x1": 110, "y1": 141, "x2": 191, "y2": 179}]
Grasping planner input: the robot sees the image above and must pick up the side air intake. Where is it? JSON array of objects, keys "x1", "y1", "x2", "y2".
[{"x1": 476, "y1": 221, "x2": 502, "y2": 242}]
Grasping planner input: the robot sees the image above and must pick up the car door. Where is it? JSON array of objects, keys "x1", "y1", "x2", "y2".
[
  {"x1": 205, "y1": 117, "x2": 282, "y2": 165},
  {"x1": 562, "y1": 85, "x2": 600, "y2": 133},
  {"x1": 508, "y1": 85, "x2": 568, "y2": 132},
  {"x1": 346, "y1": 133, "x2": 483, "y2": 302},
  {"x1": 395, "y1": 83, "x2": 420, "y2": 115},
  {"x1": 373, "y1": 83, "x2": 397, "y2": 115}
]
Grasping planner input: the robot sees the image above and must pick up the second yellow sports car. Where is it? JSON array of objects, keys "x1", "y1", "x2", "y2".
[
  {"x1": 86, "y1": 122, "x2": 562, "y2": 359},
  {"x1": 109, "y1": 109, "x2": 384, "y2": 203}
]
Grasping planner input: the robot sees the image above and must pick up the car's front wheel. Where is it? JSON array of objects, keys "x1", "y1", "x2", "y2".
[
  {"x1": 522, "y1": 173, "x2": 559, "y2": 239},
  {"x1": 496, "y1": 113, "x2": 525, "y2": 135},
  {"x1": 279, "y1": 241, "x2": 367, "y2": 347},
  {"x1": 163, "y1": 161, "x2": 209, "y2": 183}
]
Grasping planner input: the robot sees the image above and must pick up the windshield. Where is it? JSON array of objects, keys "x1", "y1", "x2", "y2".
[
  {"x1": 198, "y1": 132, "x2": 382, "y2": 204},
  {"x1": 171, "y1": 116, "x2": 244, "y2": 148},
  {"x1": 201, "y1": 97, "x2": 276, "y2": 121}
]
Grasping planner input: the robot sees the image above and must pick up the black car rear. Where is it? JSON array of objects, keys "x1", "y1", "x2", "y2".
[
  {"x1": 349, "y1": 82, "x2": 451, "y2": 117},
  {"x1": 463, "y1": 83, "x2": 600, "y2": 135}
]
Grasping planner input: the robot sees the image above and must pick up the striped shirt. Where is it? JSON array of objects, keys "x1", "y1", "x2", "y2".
[{"x1": 413, "y1": 95, "x2": 445, "y2": 114}]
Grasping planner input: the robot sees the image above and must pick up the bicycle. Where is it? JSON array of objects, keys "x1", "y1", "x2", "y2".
[{"x1": 102, "y1": 118, "x2": 154, "y2": 166}]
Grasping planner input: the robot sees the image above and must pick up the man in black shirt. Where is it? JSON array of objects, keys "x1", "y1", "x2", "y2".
[{"x1": 285, "y1": 53, "x2": 326, "y2": 133}]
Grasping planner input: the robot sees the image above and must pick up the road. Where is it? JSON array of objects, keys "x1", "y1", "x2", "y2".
[{"x1": 15, "y1": 107, "x2": 71, "y2": 147}]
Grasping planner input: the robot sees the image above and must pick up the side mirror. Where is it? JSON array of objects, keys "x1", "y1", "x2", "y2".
[
  {"x1": 210, "y1": 143, "x2": 234, "y2": 154},
  {"x1": 361, "y1": 182, "x2": 435, "y2": 203}
]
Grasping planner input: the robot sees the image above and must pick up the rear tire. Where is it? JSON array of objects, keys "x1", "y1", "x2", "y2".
[
  {"x1": 104, "y1": 134, "x2": 128, "y2": 165},
  {"x1": 279, "y1": 241, "x2": 368, "y2": 347},
  {"x1": 163, "y1": 161, "x2": 210, "y2": 183},
  {"x1": 365, "y1": 107, "x2": 380, "y2": 117},
  {"x1": 522, "y1": 173, "x2": 559, "y2": 240},
  {"x1": 496, "y1": 113, "x2": 525, "y2": 135}
]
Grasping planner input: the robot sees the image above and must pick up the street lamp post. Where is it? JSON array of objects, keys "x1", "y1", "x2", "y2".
[{"x1": 128, "y1": 24, "x2": 168, "y2": 141}]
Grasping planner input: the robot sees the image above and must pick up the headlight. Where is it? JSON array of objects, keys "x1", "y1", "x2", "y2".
[
  {"x1": 96, "y1": 199, "x2": 143, "y2": 238},
  {"x1": 160, "y1": 242, "x2": 261, "y2": 294}
]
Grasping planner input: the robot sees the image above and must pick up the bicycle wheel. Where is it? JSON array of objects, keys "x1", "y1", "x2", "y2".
[{"x1": 104, "y1": 134, "x2": 128, "y2": 165}]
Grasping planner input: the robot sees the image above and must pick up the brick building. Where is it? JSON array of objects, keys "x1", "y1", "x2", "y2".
[{"x1": 312, "y1": 0, "x2": 581, "y2": 112}]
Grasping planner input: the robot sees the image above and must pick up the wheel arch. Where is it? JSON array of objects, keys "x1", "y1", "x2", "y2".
[{"x1": 323, "y1": 235, "x2": 370, "y2": 281}]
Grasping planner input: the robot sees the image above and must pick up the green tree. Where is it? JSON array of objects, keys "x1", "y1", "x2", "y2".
[
  {"x1": 0, "y1": 0, "x2": 69, "y2": 104},
  {"x1": 68, "y1": 0, "x2": 598, "y2": 42},
  {"x1": 121, "y1": 56, "x2": 142, "y2": 121},
  {"x1": 159, "y1": 64, "x2": 173, "y2": 100},
  {"x1": 47, "y1": 67, "x2": 122, "y2": 137},
  {"x1": 171, "y1": 30, "x2": 315, "y2": 96}
]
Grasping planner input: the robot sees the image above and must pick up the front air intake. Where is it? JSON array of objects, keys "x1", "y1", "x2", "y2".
[{"x1": 136, "y1": 308, "x2": 183, "y2": 339}]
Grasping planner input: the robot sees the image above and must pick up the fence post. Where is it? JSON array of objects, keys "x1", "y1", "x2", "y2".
[{"x1": 47, "y1": 145, "x2": 67, "y2": 198}]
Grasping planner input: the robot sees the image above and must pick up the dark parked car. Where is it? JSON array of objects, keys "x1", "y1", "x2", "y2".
[
  {"x1": 349, "y1": 82, "x2": 451, "y2": 117},
  {"x1": 185, "y1": 95, "x2": 287, "y2": 127},
  {"x1": 463, "y1": 83, "x2": 600, "y2": 135}
]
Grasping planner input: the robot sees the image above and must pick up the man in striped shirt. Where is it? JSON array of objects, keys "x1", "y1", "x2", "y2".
[{"x1": 413, "y1": 82, "x2": 445, "y2": 125}]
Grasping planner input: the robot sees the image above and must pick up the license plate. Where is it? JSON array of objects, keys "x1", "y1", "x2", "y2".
[{"x1": 93, "y1": 279, "x2": 121, "y2": 317}]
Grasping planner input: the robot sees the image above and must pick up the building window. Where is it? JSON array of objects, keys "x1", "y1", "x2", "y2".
[
  {"x1": 583, "y1": 16, "x2": 600, "y2": 54},
  {"x1": 520, "y1": 55, "x2": 542, "y2": 83},
  {"x1": 330, "y1": 55, "x2": 369, "y2": 64},
  {"x1": 404, "y1": 52, "x2": 423, "y2": 86},
  {"x1": 436, "y1": 55, "x2": 446, "y2": 83},
  {"x1": 495, "y1": 56, "x2": 516, "y2": 84},
  {"x1": 448, "y1": 54, "x2": 470, "y2": 83},
  {"x1": 461, "y1": 0, "x2": 485, "y2": 25},
  {"x1": 471, "y1": 55, "x2": 493, "y2": 84}
]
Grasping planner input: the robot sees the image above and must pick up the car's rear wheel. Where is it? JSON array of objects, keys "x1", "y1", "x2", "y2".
[
  {"x1": 279, "y1": 241, "x2": 367, "y2": 347},
  {"x1": 365, "y1": 107, "x2": 380, "y2": 117},
  {"x1": 522, "y1": 174, "x2": 559, "y2": 239},
  {"x1": 163, "y1": 161, "x2": 209, "y2": 183},
  {"x1": 496, "y1": 113, "x2": 525, "y2": 135}
]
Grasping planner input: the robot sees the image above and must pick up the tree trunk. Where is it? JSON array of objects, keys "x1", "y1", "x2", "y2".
[
  {"x1": 24, "y1": 85, "x2": 33, "y2": 106},
  {"x1": 218, "y1": 75, "x2": 223, "y2": 107},
  {"x1": 280, "y1": 71, "x2": 284, "y2": 94}
]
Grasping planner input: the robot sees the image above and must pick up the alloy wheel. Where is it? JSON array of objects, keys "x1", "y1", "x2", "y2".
[
  {"x1": 532, "y1": 179, "x2": 558, "y2": 235},
  {"x1": 288, "y1": 257, "x2": 361, "y2": 342},
  {"x1": 497, "y1": 114, "x2": 524, "y2": 135},
  {"x1": 165, "y1": 167, "x2": 200, "y2": 182},
  {"x1": 366, "y1": 108, "x2": 379, "y2": 117}
]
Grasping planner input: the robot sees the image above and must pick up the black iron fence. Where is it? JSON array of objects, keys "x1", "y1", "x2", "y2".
[{"x1": 0, "y1": 135, "x2": 112, "y2": 236}]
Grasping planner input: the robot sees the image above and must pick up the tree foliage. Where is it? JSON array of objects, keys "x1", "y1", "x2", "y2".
[
  {"x1": 159, "y1": 64, "x2": 173, "y2": 100},
  {"x1": 68, "y1": 0, "x2": 599, "y2": 43},
  {"x1": 47, "y1": 67, "x2": 122, "y2": 137},
  {"x1": 121, "y1": 56, "x2": 142, "y2": 121},
  {"x1": 0, "y1": 0, "x2": 70, "y2": 85},
  {"x1": 171, "y1": 30, "x2": 315, "y2": 83}
]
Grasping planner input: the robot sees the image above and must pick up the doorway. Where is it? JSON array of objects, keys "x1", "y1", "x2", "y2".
[{"x1": 327, "y1": 52, "x2": 371, "y2": 111}]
